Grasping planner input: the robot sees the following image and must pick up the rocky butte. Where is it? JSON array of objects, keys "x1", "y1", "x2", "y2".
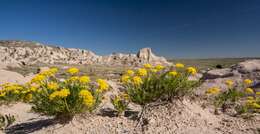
[{"x1": 0, "y1": 40, "x2": 170, "y2": 67}]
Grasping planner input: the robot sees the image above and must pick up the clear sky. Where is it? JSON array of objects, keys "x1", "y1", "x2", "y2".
[{"x1": 0, "y1": 0, "x2": 260, "y2": 58}]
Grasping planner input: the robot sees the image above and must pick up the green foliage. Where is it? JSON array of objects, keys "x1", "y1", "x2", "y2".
[
  {"x1": 214, "y1": 88, "x2": 244, "y2": 108},
  {"x1": 122, "y1": 64, "x2": 200, "y2": 106},
  {"x1": 111, "y1": 93, "x2": 129, "y2": 116}
]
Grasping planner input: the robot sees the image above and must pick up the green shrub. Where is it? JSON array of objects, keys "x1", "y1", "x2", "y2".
[
  {"x1": 0, "y1": 67, "x2": 110, "y2": 119},
  {"x1": 206, "y1": 79, "x2": 260, "y2": 114},
  {"x1": 121, "y1": 63, "x2": 199, "y2": 106},
  {"x1": 111, "y1": 93, "x2": 129, "y2": 116}
]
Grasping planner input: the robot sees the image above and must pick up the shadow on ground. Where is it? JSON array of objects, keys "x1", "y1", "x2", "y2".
[{"x1": 5, "y1": 118, "x2": 57, "y2": 134}]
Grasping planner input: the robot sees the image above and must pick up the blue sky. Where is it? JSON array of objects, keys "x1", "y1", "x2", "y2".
[{"x1": 0, "y1": 0, "x2": 260, "y2": 58}]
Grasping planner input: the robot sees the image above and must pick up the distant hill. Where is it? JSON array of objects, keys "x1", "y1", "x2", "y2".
[{"x1": 0, "y1": 40, "x2": 170, "y2": 66}]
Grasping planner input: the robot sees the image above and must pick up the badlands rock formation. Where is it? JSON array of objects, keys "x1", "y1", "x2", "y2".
[{"x1": 0, "y1": 40, "x2": 170, "y2": 66}]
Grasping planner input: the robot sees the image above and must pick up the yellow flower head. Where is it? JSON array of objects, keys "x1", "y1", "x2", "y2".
[
  {"x1": 97, "y1": 79, "x2": 109, "y2": 92},
  {"x1": 256, "y1": 92, "x2": 260, "y2": 95},
  {"x1": 244, "y1": 79, "x2": 253, "y2": 85},
  {"x1": 47, "y1": 82, "x2": 59, "y2": 90},
  {"x1": 49, "y1": 88, "x2": 70, "y2": 100},
  {"x1": 155, "y1": 65, "x2": 165, "y2": 71},
  {"x1": 67, "y1": 67, "x2": 79, "y2": 75},
  {"x1": 206, "y1": 87, "x2": 220, "y2": 95},
  {"x1": 187, "y1": 67, "x2": 197, "y2": 75},
  {"x1": 121, "y1": 75, "x2": 130, "y2": 83},
  {"x1": 175, "y1": 63, "x2": 185, "y2": 68},
  {"x1": 79, "y1": 76, "x2": 90, "y2": 83},
  {"x1": 132, "y1": 76, "x2": 143, "y2": 85},
  {"x1": 151, "y1": 69, "x2": 158, "y2": 73},
  {"x1": 247, "y1": 96, "x2": 254, "y2": 100},
  {"x1": 126, "y1": 70, "x2": 134, "y2": 76},
  {"x1": 225, "y1": 80, "x2": 234, "y2": 87},
  {"x1": 68, "y1": 76, "x2": 79, "y2": 82},
  {"x1": 245, "y1": 88, "x2": 254, "y2": 94},
  {"x1": 79, "y1": 90, "x2": 94, "y2": 107},
  {"x1": 59, "y1": 89, "x2": 70, "y2": 98},
  {"x1": 0, "y1": 92, "x2": 6, "y2": 97},
  {"x1": 168, "y1": 71, "x2": 178, "y2": 77},
  {"x1": 144, "y1": 63, "x2": 152, "y2": 69},
  {"x1": 31, "y1": 74, "x2": 46, "y2": 84},
  {"x1": 252, "y1": 103, "x2": 260, "y2": 109},
  {"x1": 137, "y1": 68, "x2": 147, "y2": 76}
]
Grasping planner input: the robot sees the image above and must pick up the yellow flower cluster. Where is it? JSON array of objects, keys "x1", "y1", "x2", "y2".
[
  {"x1": 79, "y1": 90, "x2": 94, "y2": 107},
  {"x1": 67, "y1": 67, "x2": 79, "y2": 75},
  {"x1": 97, "y1": 79, "x2": 109, "y2": 92},
  {"x1": 244, "y1": 79, "x2": 253, "y2": 85},
  {"x1": 49, "y1": 89, "x2": 70, "y2": 100},
  {"x1": 225, "y1": 80, "x2": 234, "y2": 87},
  {"x1": 245, "y1": 88, "x2": 254, "y2": 94},
  {"x1": 144, "y1": 63, "x2": 152, "y2": 69},
  {"x1": 246, "y1": 96, "x2": 260, "y2": 109},
  {"x1": 79, "y1": 76, "x2": 90, "y2": 83},
  {"x1": 175, "y1": 63, "x2": 185, "y2": 68},
  {"x1": 155, "y1": 65, "x2": 165, "y2": 71},
  {"x1": 126, "y1": 70, "x2": 134, "y2": 76},
  {"x1": 132, "y1": 76, "x2": 143, "y2": 85},
  {"x1": 168, "y1": 71, "x2": 178, "y2": 77},
  {"x1": 0, "y1": 83, "x2": 24, "y2": 96},
  {"x1": 186, "y1": 67, "x2": 197, "y2": 75},
  {"x1": 47, "y1": 82, "x2": 59, "y2": 90},
  {"x1": 137, "y1": 68, "x2": 147, "y2": 76},
  {"x1": 206, "y1": 87, "x2": 220, "y2": 95},
  {"x1": 121, "y1": 75, "x2": 130, "y2": 84}
]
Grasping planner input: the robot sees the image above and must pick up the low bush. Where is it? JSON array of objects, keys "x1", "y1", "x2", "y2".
[
  {"x1": 111, "y1": 93, "x2": 129, "y2": 116},
  {"x1": 0, "y1": 67, "x2": 110, "y2": 119},
  {"x1": 206, "y1": 79, "x2": 260, "y2": 114},
  {"x1": 121, "y1": 63, "x2": 200, "y2": 106}
]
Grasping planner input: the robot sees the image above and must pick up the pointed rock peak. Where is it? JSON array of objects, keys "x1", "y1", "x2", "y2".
[{"x1": 137, "y1": 47, "x2": 155, "y2": 59}]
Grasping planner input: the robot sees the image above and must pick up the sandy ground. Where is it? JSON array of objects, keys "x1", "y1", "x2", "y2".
[{"x1": 0, "y1": 97, "x2": 259, "y2": 134}]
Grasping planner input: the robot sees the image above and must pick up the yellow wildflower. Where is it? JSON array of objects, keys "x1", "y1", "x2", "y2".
[
  {"x1": 97, "y1": 79, "x2": 109, "y2": 92},
  {"x1": 121, "y1": 75, "x2": 130, "y2": 83},
  {"x1": 151, "y1": 69, "x2": 158, "y2": 73},
  {"x1": 252, "y1": 103, "x2": 260, "y2": 109},
  {"x1": 225, "y1": 80, "x2": 234, "y2": 87},
  {"x1": 31, "y1": 74, "x2": 46, "y2": 84},
  {"x1": 126, "y1": 70, "x2": 134, "y2": 76},
  {"x1": 59, "y1": 89, "x2": 70, "y2": 98},
  {"x1": 79, "y1": 90, "x2": 94, "y2": 107},
  {"x1": 49, "y1": 67, "x2": 58, "y2": 74},
  {"x1": 168, "y1": 71, "x2": 178, "y2": 77},
  {"x1": 79, "y1": 76, "x2": 90, "y2": 83},
  {"x1": 155, "y1": 64, "x2": 165, "y2": 71},
  {"x1": 175, "y1": 63, "x2": 184, "y2": 68},
  {"x1": 132, "y1": 76, "x2": 143, "y2": 85},
  {"x1": 68, "y1": 76, "x2": 79, "y2": 82},
  {"x1": 187, "y1": 67, "x2": 197, "y2": 75},
  {"x1": 245, "y1": 88, "x2": 254, "y2": 94},
  {"x1": 0, "y1": 92, "x2": 6, "y2": 97},
  {"x1": 137, "y1": 68, "x2": 147, "y2": 76},
  {"x1": 67, "y1": 67, "x2": 79, "y2": 75},
  {"x1": 247, "y1": 96, "x2": 254, "y2": 100},
  {"x1": 206, "y1": 87, "x2": 220, "y2": 95},
  {"x1": 49, "y1": 89, "x2": 70, "y2": 100},
  {"x1": 256, "y1": 92, "x2": 260, "y2": 95},
  {"x1": 244, "y1": 79, "x2": 253, "y2": 85},
  {"x1": 47, "y1": 82, "x2": 59, "y2": 90},
  {"x1": 144, "y1": 63, "x2": 152, "y2": 69}
]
